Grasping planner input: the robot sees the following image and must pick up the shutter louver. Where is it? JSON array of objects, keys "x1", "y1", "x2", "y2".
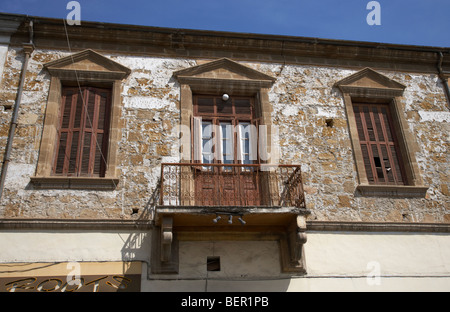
[
  {"x1": 354, "y1": 106, "x2": 365, "y2": 141},
  {"x1": 68, "y1": 131, "x2": 79, "y2": 174},
  {"x1": 55, "y1": 132, "x2": 67, "y2": 174},
  {"x1": 81, "y1": 132, "x2": 92, "y2": 175},
  {"x1": 361, "y1": 144, "x2": 374, "y2": 182},
  {"x1": 390, "y1": 146, "x2": 404, "y2": 183},
  {"x1": 94, "y1": 133, "x2": 104, "y2": 175}
]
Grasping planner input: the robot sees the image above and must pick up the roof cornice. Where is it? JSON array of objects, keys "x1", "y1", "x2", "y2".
[{"x1": 4, "y1": 13, "x2": 450, "y2": 74}]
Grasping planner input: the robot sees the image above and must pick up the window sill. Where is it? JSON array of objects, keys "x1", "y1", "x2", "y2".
[
  {"x1": 357, "y1": 184, "x2": 429, "y2": 198},
  {"x1": 30, "y1": 176, "x2": 119, "y2": 190}
]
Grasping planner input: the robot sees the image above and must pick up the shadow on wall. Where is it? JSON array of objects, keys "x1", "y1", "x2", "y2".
[{"x1": 117, "y1": 181, "x2": 160, "y2": 291}]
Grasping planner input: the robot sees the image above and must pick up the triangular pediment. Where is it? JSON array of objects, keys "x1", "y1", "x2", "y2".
[
  {"x1": 44, "y1": 49, "x2": 131, "y2": 80},
  {"x1": 58, "y1": 58, "x2": 111, "y2": 72},
  {"x1": 191, "y1": 67, "x2": 254, "y2": 80},
  {"x1": 174, "y1": 58, "x2": 275, "y2": 83},
  {"x1": 335, "y1": 68, "x2": 406, "y2": 90}
]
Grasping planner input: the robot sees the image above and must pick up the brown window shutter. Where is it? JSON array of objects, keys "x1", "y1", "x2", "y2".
[
  {"x1": 54, "y1": 87, "x2": 80, "y2": 175},
  {"x1": 55, "y1": 132, "x2": 68, "y2": 175},
  {"x1": 360, "y1": 144, "x2": 374, "y2": 183},
  {"x1": 53, "y1": 87, "x2": 111, "y2": 177},
  {"x1": 353, "y1": 103, "x2": 405, "y2": 185}
]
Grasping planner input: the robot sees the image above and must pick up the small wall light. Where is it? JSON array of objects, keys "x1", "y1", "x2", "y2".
[
  {"x1": 222, "y1": 93, "x2": 230, "y2": 101},
  {"x1": 212, "y1": 213, "x2": 246, "y2": 225}
]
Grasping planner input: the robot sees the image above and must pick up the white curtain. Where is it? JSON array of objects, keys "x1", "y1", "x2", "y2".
[
  {"x1": 216, "y1": 123, "x2": 223, "y2": 162},
  {"x1": 193, "y1": 116, "x2": 202, "y2": 162},
  {"x1": 249, "y1": 122, "x2": 257, "y2": 162},
  {"x1": 237, "y1": 122, "x2": 257, "y2": 163},
  {"x1": 236, "y1": 123, "x2": 243, "y2": 162}
]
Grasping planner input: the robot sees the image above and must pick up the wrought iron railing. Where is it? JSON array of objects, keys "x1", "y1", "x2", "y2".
[{"x1": 159, "y1": 163, "x2": 305, "y2": 208}]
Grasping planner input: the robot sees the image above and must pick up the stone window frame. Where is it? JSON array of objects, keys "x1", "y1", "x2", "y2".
[
  {"x1": 335, "y1": 68, "x2": 429, "y2": 197},
  {"x1": 31, "y1": 49, "x2": 130, "y2": 190}
]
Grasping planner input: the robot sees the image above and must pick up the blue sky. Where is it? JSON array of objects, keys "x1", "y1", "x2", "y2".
[{"x1": 1, "y1": 0, "x2": 449, "y2": 47}]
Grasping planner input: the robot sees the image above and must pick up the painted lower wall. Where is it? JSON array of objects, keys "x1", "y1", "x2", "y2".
[
  {"x1": 0, "y1": 230, "x2": 151, "y2": 263},
  {"x1": 144, "y1": 276, "x2": 450, "y2": 292},
  {"x1": 1, "y1": 230, "x2": 449, "y2": 291}
]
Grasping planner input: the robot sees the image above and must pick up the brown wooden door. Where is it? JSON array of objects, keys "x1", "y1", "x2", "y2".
[{"x1": 193, "y1": 166, "x2": 261, "y2": 206}]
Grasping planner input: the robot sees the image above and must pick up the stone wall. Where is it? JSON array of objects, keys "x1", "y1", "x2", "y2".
[{"x1": 0, "y1": 47, "x2": 448, "y2": 223}]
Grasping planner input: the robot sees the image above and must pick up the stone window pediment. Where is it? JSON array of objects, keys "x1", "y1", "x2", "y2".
[
  {"x1": 174, "y1": 58, "x2": 275, "y2": 95},
  {"x1": 335, "y1": 67, "x2": 406, "y2": 99},
  {"x1": 44, "y1": 49, "x2": 131, "y2": 81}
]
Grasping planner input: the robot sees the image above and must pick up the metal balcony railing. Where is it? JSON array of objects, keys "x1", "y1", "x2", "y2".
[{"x1": 159, "y1": 163, "x2": 305, "y2": 208}]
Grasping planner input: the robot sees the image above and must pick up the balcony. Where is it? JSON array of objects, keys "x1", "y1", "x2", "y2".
[{"x1": 158, "y1": 163, "x2": 306, "y2": 209}]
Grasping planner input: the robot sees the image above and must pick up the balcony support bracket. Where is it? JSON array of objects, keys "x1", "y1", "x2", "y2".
[
  {"x1": 280, "y1": 214, "x2": 307, "y2": 273},
  {"x1": 289, "y1": 215, "x2": 307, "y2": 262},
  {"x1": 161, "y1": 216, "x2": 173, "y2": 262},
  {"x1": 151, "y1": 216, "x2": 179, "y2": 275}
]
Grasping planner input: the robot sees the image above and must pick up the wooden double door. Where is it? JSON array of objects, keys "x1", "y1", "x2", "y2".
[{"x1": 193, "y1": 165, "x2": 261, "y2": 206}]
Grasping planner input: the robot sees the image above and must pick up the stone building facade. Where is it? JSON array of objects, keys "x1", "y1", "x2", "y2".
[{"x1": 0, "y1": 13, "x2": 449, "y2": 292}]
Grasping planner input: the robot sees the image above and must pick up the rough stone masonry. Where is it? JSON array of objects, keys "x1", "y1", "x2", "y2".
[{"x1": 0, "y1": 47, "x2": 448, "y2": 223}]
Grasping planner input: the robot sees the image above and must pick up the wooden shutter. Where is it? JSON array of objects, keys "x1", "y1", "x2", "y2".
[
  {"x1": 53, "y1": 87, "x2": 111, "y2": 177},
  {"x1": 353, "y1": 103, "x2": 405, "y2": 185},
  {"x1": 251, "y1": 117, "x2": 260, "y2": 165}
]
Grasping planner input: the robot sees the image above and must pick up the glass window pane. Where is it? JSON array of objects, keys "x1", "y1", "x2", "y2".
[
  {"x1": 202, "y1": 122, "x2": 212, "y2": 138},
  {"x1": 243, "y1": 138, "x2": 250, "y2": 154},
  {"x1": 197, "y1": 97, "x2": 215, "y2": 114},
  {"x1": 202, "y1": 154, "x2": 212, "y2": 164},
  {"x1": 202, "y1": 138, "x2": 210, "y2": 151},
  {"x1": 234, "y1": 99, "x2": 251, "y2": 115}
]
